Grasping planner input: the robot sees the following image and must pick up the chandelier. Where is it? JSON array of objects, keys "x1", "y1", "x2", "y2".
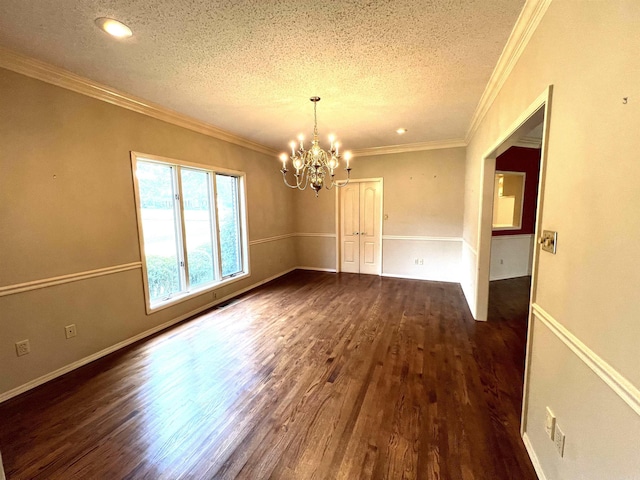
[{"x1": 279, "y1": 97, "x2": 352, "y2": 196}]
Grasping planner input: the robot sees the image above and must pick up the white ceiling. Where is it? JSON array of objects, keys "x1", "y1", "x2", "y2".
[{"x1": 0, "y1": 0, "x2": 525, "y2": 152}]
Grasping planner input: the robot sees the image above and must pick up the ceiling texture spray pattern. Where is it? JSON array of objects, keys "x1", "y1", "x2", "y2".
[{"x1": 0, "y1": 0, "x2": 525, "y2": 151}]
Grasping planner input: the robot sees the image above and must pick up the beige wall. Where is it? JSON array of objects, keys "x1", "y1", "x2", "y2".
[
  {"x1": 0, "y1": 68, "x2": 297, "y2": 397},
  {"x1": 463, "y1": 1, "x2": 640, "y2": 477},
  {"x1": 294, "y1": 148, "x2": 466, "y2": 280}
]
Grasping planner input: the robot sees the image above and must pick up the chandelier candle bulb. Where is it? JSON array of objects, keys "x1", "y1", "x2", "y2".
[
  {"x1": 279, "y1": 97, "x2": 352, "y2": 196},
  {"x1": 345, "y1": 151, "x2": 352, "y2": 169}
]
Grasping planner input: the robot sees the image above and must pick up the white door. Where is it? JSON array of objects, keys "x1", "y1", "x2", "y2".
[{"x1": 340, "y1": 180, "x2": 382, "y2": 274}]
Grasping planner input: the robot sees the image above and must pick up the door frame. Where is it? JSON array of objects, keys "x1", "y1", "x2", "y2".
[
  {"x1": 475, "y1": 86, "x2": 553, "y2": 435},
  {"x1": 335, "y1": 177, "x2": 384, "y2": 274}
]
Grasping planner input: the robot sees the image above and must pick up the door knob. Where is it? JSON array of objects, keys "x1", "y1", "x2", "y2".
[
  {"x1": 353, "y1": 232, "x2": 359, "y2": 235},
  {"x1": 361, "y1": 232, "x2": 367, "y2": 235}
]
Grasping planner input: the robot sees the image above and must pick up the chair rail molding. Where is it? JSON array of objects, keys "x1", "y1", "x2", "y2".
[
  {"x1": 0, "y1": 262, "x2": 142, "y2": 297},
  {"x1": 382, "y1": 235, "x2": 463, "y2": 242},
  {"x1": 532, "y1": 303, "x2": 640, "y2": 416}
]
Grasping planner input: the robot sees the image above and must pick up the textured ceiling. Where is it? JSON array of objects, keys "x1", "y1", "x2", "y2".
[{"x1": 0, "y1": 0, "x2": 525, "y2": 152}]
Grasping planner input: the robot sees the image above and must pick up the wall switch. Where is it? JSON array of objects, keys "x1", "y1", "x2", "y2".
[
  {"x1": 15, "y1": 339, "x2": 31, "y2": 357},
  {"x1": 545, "y1": 407, "x2": 556, "y2": 439},
  {"x1": 65, "y1": 324, "x2": 77, "y2": 339},
  {"x1": 554, "y1": 424, "x2": 565, "y2": 457}
]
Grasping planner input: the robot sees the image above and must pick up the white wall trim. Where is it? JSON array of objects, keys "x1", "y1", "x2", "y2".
[
  {"x1": 380, "y1": 272, "x2": 458, "y2": 283},
  {"x1": 522, "y1": 432, "x2": 548, "y2": 480},
  {"x1": 0, "y1": 262, "x2": 142, "y2": 298},
  {"x1": 249, "y1": 233, "x2": 296, "y2": 245},
  {"x1": 297, "y1": 266, "x2": 337, "y2": 273},
  {"x1": 249, "y1": 233, "x2": 336, "y2": 246},
  {"x1": 295, "y1": 232, "x2": 337, "y2": 238},
  {"x1": 382, "y1": 235, "x2": 462, "y2": 242},
  {"x1": 514, "y1": 136, "x2": 542, "y2": 149},
  {"x1": 0, "y1": 267, "x2": 297, "y2": 404},
  {"x1": 0, "y1": 47, "x2": 277, "y2": 157},
  {"x1": 465, "y1": 0, "x2": 552, "y2": 143},
  {"x1": 352, "y1": 139, "x2": 467, "y2": 157},
  {"x1": 492, "y1": 233, "x2": 534, "y2": 241},
  {"x1": 532, "y1": 303, "x2": 640, "y2": 417},
  {"x1": 462, "y1": 238, "x2": 478, "y2": 256}
]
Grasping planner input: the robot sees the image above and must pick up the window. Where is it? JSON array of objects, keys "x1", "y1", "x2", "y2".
[{"x1": 131, "y1": 152, "x2": 248, "y2": 312}]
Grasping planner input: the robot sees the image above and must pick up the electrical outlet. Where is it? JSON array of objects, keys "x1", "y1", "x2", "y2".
[
  {"x1": 500, "y1": 259, "x2": 504, "y2": 265},
  {"x1": 554, "y1": 424, "x2": 565, "y2": 457},
  {"x1": 545, "y1": 407, "x2": 556, "y2": 439},
  {"x1": 414, "y1": 258, "x2": 419, "y2": 265},
  {"x1": 65, "y1": 324, "x2": 77, "y2": 339},
  {"x1": 15, "y1": 339, "x2": 31, "y2": 357},
  {"x1": 419, "y1": 259, "x2": 424, "y2": 265}
]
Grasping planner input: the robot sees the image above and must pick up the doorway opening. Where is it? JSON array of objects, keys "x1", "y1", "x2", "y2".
[
  {"x1": 475, "y1": 86, "x2": 553, "y2": 435},
  {"x1": 489, "y1": 143, "x2": 542, "y2": 283},
  {"x1": 335, "y1": 178, "x2": 383, "y2": 275}
]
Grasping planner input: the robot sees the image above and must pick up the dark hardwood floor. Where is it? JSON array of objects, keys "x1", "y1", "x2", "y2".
[{"x1": 0, "y1": 271, "x2": 536, "y2": 479}]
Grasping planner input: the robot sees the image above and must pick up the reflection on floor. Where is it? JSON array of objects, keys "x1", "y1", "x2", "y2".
[{"x1": 0, "y1": 271, "x2": 536, "y2": 479}]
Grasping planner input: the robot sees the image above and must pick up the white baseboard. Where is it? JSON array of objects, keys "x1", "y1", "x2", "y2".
[
  {"x1": 522, "y1": 432, "x2": 547, "y2": 480},
  {"x1": 381, "y1": 272, "x2": 459, "y2": 283},
  {"x1": 297, "y1": 266, "x2": 337, "y2": 273},
  {"x1": 0, "y1": 267, "x2": 296, "y2": 404}
]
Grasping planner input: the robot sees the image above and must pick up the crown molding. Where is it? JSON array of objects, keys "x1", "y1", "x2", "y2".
[
  {"x1": 465, "y1": 0, "x2": 552, "y2": 144},
  {"x1": 0, "y1": 47, "x2": 278, "y2": 157},
  {"x1": 514, "y1": 136, "x2": 542, "y2": 149},
  {"x1": 352, "y1": 138, "x2": 466, "y2": 157}
]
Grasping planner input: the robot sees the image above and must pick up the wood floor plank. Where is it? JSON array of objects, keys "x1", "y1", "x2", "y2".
[{"x1": 0, "y1": 271, "x2": 536, "y2": 479}]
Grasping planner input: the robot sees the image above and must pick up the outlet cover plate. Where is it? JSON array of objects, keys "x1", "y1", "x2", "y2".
[
  {"x1": 65, "y1": 324, "x2": 77, "y2": 339},
  {"x1": 15, "y1": 339, "x2": 31, "y2": 356}
]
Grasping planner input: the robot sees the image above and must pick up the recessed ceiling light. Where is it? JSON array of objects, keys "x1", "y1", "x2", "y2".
[
  {"x1": 95, "y1": 17, "x2": 133, "y2": 39},
  {"x1": 396, "y1": 128, "x2": 408, "y2": 135}
]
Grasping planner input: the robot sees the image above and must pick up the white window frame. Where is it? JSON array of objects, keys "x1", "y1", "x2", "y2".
[{"x1": 131, "y1": 151, "x2": 250, "y2": 314}]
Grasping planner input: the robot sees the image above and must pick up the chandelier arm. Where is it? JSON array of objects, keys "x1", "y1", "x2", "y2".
[
  {"x1": 281, "y1": 170, "x2": 302, "y2": 189},
  {"x1": 299, "y1": 167, "x2": 310, "y2": 190},
  {"x1": 327, "y1": 168, "x2": 352, "y2": 189}
]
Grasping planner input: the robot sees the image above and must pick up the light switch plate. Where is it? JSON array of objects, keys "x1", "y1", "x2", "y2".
[
  {"x1": 545, "y1": 407, "x2": 556, "y2": 439},
  {"x1": 555, "y1": 424, "x2": 565, "y2": 457},
  {"x1": 540, "y1": 230, "x2": 558, "y2": 254}
]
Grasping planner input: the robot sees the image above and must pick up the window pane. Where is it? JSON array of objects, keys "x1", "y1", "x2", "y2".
[
  {"x1": 215, "y1": 175, "x2": 242, "y2": 277},
  {"x1": 181, "y1": 168, "x2": 215, "y2": 288},
  {"x1": 137, "y1": 161, "x2": 182, "y2": 302}
]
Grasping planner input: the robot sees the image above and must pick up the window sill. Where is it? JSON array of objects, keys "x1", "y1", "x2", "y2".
[{"x1": 145, "y1": 271, "x2": 250, "y2": 315}]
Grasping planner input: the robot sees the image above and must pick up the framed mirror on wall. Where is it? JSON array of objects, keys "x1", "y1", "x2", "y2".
[{"x1": 492, "y1": 171, "x2": 526, "y2": 230}]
